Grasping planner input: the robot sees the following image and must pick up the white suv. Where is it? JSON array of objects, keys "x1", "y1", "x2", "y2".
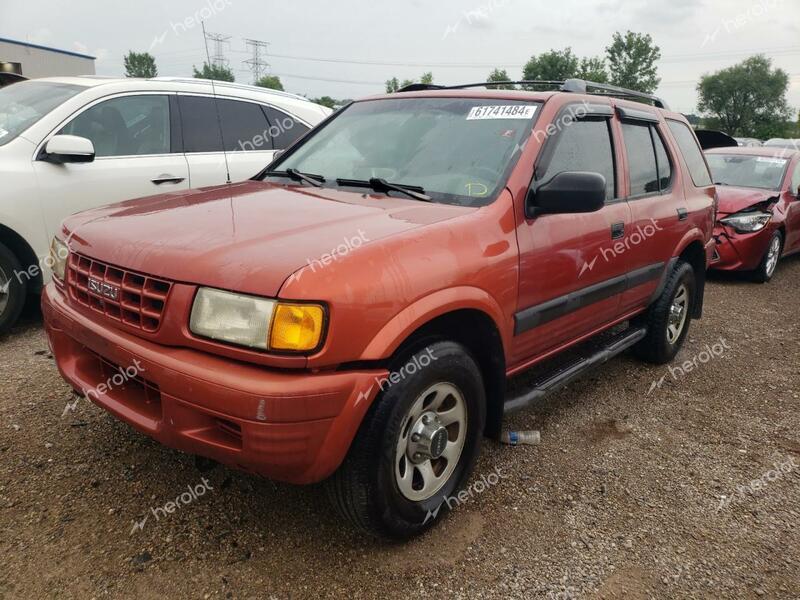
[{"x1": 0, "y1": 76, "x2": 332, "y2": 333}]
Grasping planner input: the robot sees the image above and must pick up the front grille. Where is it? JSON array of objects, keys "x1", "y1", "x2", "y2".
[{"x1": 67, "y1": 253, "x2": 172, "y2": 332}]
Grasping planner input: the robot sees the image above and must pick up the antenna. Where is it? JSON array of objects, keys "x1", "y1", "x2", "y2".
[
  {"x1": 243, "y1": 38, "x2": 270, "y2": 84},
  {"x1": 201, "y1": 22, "x2": 232, "y2": 184}
]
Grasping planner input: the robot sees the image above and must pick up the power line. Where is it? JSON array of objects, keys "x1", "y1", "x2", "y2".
[{"x1": 154, "y1": 45, "x2": 800, "y2": 69}]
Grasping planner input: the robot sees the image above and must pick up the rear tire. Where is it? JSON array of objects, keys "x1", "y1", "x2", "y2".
[
  {"x1": 751, "y1": 230, "x2": 782, "y2": 284},
  {"x1": 632, "y1": 261, "x2": 695, "y2": 365},
  {"x1": 326, "y1": 341, "x2": 486, "y2": 539},
  {"x1": 0, "y1": 242, "x2": 26, "y2": 336}
]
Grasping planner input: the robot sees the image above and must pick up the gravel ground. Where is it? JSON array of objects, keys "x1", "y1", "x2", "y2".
[{"x1": 1, "y1": 259, "x2": 799, "y2": 599}]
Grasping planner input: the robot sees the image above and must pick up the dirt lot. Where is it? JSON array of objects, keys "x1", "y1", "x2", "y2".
[{"x1": 1, "y1": 260, "x2": 799, "y2": 600}]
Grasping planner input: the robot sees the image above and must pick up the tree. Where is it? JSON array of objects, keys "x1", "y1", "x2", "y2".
[
  {"x1": 577, "y1": 57, "x2": 608, "y2": 83},
  {"x1": 192, "y1": 63, "x2": 235, "y2": 82},
  {"x1": 697, "y1": 55, "x2": 792, "y2": 138},
  {"x1": 605, "y1": 31, "x2": 661, "y2": 93},
  {"x1": 486, "y1": 68, "x2": 515, "y2": 89},
  {"x1": 523, "y1": 48, "x2": 579, "y2": 81},
  {"x1": 124, "y1": 51, "x2": 157, "y2": 78},
  {"x1": 386, "y1": 73, "x2": 434, "y2": 93},
  {"x1": 255, "y1": 75, "x2": 284, "y2": 91},
  {"x1": 312, "y1": 96, "x2": 337, "y2": 109}
]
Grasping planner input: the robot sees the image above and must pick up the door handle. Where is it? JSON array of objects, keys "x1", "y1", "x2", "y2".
[
  {"x1": 611, "y1": 222, "x2": 625, "y2": 239},
  {"x1": 677, "y1": 208, "x2": 688, "y2": 221},
  {"x1": 151, "y1": 174, "x2": 185, "y2": 185}
]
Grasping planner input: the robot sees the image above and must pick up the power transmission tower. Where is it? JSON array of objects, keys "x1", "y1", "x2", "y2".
[
  {"x1": 204, "y1": 31, "x2": 231, "y2": 68},
  {"x1": 243, "y1": 38, "x2": 270, "y2": 83}
]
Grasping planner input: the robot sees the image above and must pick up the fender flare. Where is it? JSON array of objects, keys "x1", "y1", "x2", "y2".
[
  {"x1": 360, "y1": 286, "x2": 508, "y2": 361},
  {"x1": 650, "y1": 229, "x2": 708, "y2": 318}
]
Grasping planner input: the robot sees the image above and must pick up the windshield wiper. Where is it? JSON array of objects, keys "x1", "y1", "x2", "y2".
[
  {"x1": 264, "y1": 169, "x2": 325, "y2": 187},
  {"x1": 336, "y1": 177, "x2": 431, "y2": 202}
]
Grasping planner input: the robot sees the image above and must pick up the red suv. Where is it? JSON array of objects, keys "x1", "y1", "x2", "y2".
[
  {"x1": 706, "y1": 146, "x2": 800, "y2": 282},
  {"x1": 42, "y1": 80, "x2": 716, "y2": 539}
]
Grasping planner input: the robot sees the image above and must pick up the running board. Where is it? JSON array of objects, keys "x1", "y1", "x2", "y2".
[{"x1": 503, "y1": 326, "x2": 648, "y2": 415}]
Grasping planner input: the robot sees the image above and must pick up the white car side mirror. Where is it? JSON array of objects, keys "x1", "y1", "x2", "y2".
[{"x1": 44, "y1": 135, "x2": 95, "y2": 164}]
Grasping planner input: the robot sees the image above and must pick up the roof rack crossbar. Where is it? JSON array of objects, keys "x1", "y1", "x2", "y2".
[{"x1": 396, "y1": 78, "x2": 669, "y2": 110}]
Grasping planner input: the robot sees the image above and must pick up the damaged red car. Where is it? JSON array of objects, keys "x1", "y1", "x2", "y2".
[{"x1": 706, "y1": 147, "x2": 800, "y2": 282}]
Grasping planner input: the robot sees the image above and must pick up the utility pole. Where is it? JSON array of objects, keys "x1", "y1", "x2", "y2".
[
  {"x1": 243, "y1": 38, "x2": 270, "y2": 83},
  {"x1": 204, "y1": 31, "x2": 231, "y2": 68}
]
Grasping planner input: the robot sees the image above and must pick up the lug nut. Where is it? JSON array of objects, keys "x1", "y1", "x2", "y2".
[{"x1": 411, "y1": 433, "x2": 421, "y2": 442}]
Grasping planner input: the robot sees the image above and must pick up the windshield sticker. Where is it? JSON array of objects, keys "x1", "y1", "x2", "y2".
[
  {"x1": 755, "y1": 157, "x2": 786, "y2": 164},
  {"x1": 0, "y1": 128, "x2": 8, "y2": 139},
  {"x1": 467, "y1": 105, "x2": 537, "y2": 120},
  {"x1": 465, "y1": 182, "x2": 490, "y2": 197}
]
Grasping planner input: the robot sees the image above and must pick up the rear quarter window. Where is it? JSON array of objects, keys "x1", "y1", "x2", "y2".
[{"x1": 666, "y1": 120, "x2": 713, "y2": 187}]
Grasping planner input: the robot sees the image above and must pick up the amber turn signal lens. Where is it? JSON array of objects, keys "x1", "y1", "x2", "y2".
[{"x1": 269, "y1": 304, "x2": 325, "y2": 351}]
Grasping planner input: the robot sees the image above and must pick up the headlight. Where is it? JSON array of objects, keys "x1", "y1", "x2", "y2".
[
  {"x1": 49, "y1": 237, "x2": 69, "y2": 281},
  {"x1": 720, "y1": 211, "x2": 772, "y2": 233},
  {"x1": 190, "y1": 287, "x2": 325, "y2": 353}
]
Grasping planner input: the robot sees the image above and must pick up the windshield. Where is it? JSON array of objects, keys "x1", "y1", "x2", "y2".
[
  {"x1": 269, "y1": 97, "x2": 540, "y2": 206},
  {"x1": 706, "y1": 154, "x2": 789, "y2": 191},
  {"x1": 0, "y1": 81, "x2": 84, "y2": 146}
]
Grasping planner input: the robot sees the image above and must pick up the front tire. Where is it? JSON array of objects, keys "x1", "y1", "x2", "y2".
[
  {"x1": 751, "y1": 230, "x2": 782, "y2": 284},
  {"x1": 0, "y1": 242, "x2": 26, "y2": 336},
  {"x1": 327, "y1": 341, "x2": 486, "y2": 539},
  {"x1": 632, "y1": 261, "x2": 695, "y2": 365}
]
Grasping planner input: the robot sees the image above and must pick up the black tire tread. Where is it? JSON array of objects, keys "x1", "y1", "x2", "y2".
[{"x1": 632, "y1": 260, "x2": 695, "y2": 365}]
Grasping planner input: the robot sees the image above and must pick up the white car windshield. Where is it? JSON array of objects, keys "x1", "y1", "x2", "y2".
[
  {"x1": 270, "y1": 97, "x2": 541, "y2": 206},
  {"x1": 0, "y1": 81, "x2": 84, "y2": 146}
]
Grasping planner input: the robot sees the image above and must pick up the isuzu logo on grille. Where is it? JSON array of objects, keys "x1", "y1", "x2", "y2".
[{"x1": 87, "y1": 278, "x2": 120, "y2": 301}]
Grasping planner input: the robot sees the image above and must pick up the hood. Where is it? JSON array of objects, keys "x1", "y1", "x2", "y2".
[
  {"x1": 62, "y1": 181, "x2": 472, "y2": 297},
  {"x1": 715, "y1": 186, "x2": 779, "y2": 216}
]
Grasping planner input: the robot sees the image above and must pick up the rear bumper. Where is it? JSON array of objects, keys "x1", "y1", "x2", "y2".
[
  {"x1": 710, "y1": 224, "x2": 774, "y2": 272},
  {"x1": 42, "y1": 283, "x2": 385, "y2": 484}
]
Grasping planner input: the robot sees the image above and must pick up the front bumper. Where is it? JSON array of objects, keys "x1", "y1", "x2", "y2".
[
  {"x1": 42, "y1": 283, "x2": 386, "y2": 484},
  {"x1": 710, "y1": 223, "x2": 774, "y2": 272}
]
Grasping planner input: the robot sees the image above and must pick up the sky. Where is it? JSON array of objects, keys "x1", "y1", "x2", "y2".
[{"x1": 1, "y1": 0, "x2": 799, "y2": 115}]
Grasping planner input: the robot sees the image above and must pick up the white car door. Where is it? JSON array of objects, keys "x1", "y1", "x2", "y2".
[
  {"x1": 33, "y1": 93, "x2": 190, "y2": 237},
  {"x1": 177, "y1": 95, "x2": 309, "y2": 187}
]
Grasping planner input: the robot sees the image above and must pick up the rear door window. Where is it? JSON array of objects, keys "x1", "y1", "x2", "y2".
[
  {"x1": 217, "y1": 99, "x2": 272, "y2": 152},
  {"x1": 653, "y1": 128, "x2": 673, "y2": 190},
  {"x1": 667, "y1": 120, "x2": 713, "y2": 187},
  {"x1": 178, "y1": 96, "x2": 223, "y2": 153},
  {"x1": 622, "y1": 123, "x2": 659, "y2": 196}
]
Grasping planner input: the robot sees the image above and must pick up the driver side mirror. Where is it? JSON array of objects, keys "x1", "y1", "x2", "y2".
[
  {"x1": 526, "y1": 171, "x2": 607, "y2": 217},
  {"x1": 42, "y1": 135, "x2": 95, "y2": 164}
]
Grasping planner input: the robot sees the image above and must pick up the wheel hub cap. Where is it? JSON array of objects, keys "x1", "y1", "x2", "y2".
[{"x1": 407, "y1": 412, "x2": 448, "y2": 463}]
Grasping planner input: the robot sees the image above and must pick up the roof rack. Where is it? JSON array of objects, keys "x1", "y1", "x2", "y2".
[
  {"x1": 150, "y1": 77, "x2": 311, "y2": 102},
  {"x1": 396, "y1": 78, "x2": 669, "y2": 110}
]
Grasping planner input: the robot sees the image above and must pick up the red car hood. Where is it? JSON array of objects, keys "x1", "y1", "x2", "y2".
[
  {"x1": 62, "y1": 181, "x2": 472, "y2": 297},
  {"x1": 716, "y1": 186, "x2": 779, "y2": 216}
]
